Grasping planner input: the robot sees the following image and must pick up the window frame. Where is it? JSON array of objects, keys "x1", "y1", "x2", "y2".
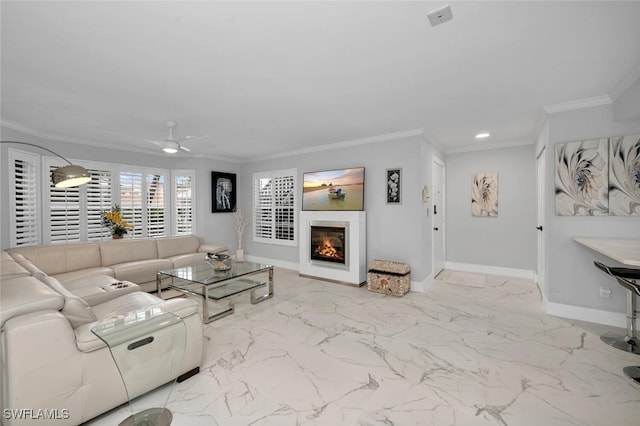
[{"x1": 253, "y1": 168, "x2": 297, "y2": 247}]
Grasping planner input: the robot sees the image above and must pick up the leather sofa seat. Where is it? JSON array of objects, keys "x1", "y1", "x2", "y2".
[{"x1": 0, "y1": 258, "x2": 204, "y2": 425}]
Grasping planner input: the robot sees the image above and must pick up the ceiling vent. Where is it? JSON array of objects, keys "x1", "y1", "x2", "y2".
[{"x1": 427, "y1": 5, "x2": 453, "y2": 27}]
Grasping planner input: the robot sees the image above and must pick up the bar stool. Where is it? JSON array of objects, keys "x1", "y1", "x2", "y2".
[
  {"x1": 593, "y1": 261, "x2": 640, "y2": 354},
  {"x1": 593, "y1": 261, "x2": 640, "y2": 386}
]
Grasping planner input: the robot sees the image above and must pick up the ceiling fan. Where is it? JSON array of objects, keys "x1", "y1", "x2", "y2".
[{"x1": 145, "y1": 121, "x2": 207, "y2": 154}]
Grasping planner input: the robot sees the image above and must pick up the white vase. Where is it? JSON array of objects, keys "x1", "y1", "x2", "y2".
[{"x1": 236, "y1": 249, "x2": 244, "y2": 261}]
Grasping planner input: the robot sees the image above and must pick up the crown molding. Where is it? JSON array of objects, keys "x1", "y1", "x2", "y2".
[
  {"x1": 245, "y1": 128, "x2": 425, "y2": 162},
  {"x1": 445, "y1": 139, "x2": 534, "y2": 155},
  {"x1": 543, "y1": 95, "x2": 612, "y2": 114}
]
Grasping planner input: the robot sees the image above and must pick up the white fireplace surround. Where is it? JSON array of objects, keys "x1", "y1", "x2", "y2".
[{"x1": 299, "y1": 210, "x2": 366, "y2": 286}]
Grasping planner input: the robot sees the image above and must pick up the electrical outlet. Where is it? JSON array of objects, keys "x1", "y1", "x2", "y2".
[{"x1": 599, "y1": 287, "x2": 612, "y2": 298}]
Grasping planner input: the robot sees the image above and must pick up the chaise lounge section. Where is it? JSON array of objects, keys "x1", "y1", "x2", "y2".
[{"x1": 0, "y1": 235, "x2": 228, "y2": 425}]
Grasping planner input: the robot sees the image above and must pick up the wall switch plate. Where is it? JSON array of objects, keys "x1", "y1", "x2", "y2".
[{"x1": 599, "y1": 287, "x2": 612, "y2": 298}]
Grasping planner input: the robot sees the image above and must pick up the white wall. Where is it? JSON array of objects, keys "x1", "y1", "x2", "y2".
[
  {"x1": 239, "y1": 133, "x2": 443, "y2": 283},
  {"x1": 544, "y1": 103, "x2": 640, "y2": 317},
  {"x1": 444, "y1": 144, "x2": 537, "y2": 273}
]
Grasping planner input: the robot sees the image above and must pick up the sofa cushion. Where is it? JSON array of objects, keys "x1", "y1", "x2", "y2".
[
  {"x1": 52, "y1": 267, "x2": 115, "y2": 284},
  {"x1": 37, "y1": 275, "x2": 98, "y2": 328},
  {"x1": 100, "y1": 239, "x2": 158, "y2": 267},
  {"x1": 110, "y1": 259, "x2": 173, "y2": 285},
  {"x1": 155, "y1": 235, "x2": 202, "y2": 259},
  {"x1": 8, "y1": 242, "x2": 102, "y2": 276},
  {"x1": 63, "y1": 275, "x2": 141, "y2": 306},
  {"x1": 167, "y1": 252, "x2": 207, "y2": 268},
  {"x1": 1, "y1": 251, "x2": 30, "y2": 278},
  {"x1": 0, "y1": 276, "x2": 65, "y2": 327}
]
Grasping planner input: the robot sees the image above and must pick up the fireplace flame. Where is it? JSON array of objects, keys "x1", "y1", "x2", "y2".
[{"x1": 315, "y1": 237, "x2": 343, "y2": 260}]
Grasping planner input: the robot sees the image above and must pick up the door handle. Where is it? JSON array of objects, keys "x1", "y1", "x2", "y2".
[
  {"x1": 434, "y1": 205, "x2": 437, "y2": 215},
  {"x1": 536, "y1": 226, "x2": 543, "y2": 231},
  {"x1": 434, "y1": 227, "x2": 439, "y2": 231}
]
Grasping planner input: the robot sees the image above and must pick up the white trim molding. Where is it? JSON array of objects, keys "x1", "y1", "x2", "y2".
[
  {"x1": 543, "y1": 95, "x2": 612, "y2": 114},
  {"x1": 445, "y1": 261, "x2": 535, "y2": 280},
  {"x1": 544, "y1": 299, "x2": 633, "y2": 330}
]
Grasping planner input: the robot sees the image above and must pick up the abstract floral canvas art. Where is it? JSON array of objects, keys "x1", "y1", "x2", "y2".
[
  {"x1": 555, "y1": 138, "x2": 609, "y2": 215},
  {"x1": 471, "y1": 172, "x2": 498, "y2": 217},
  {"x1": 609, "y1": 134, "x2": 640, "y2": 216}
]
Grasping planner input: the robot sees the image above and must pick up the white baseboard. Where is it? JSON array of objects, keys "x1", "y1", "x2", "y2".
[
  {"x1": 544, "y1": 299, "x2": 634, "y2": 329},
  {"x1": 445, "y1": 262, "x2": 535, "y2": 280}
]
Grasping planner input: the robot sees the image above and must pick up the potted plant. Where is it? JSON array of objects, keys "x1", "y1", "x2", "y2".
[
  {"x1": 232, "y1": 208, "x2": 250, "y2": 260},
  {"x1": 101, "y1": 204, "x2": 133, "y2": 239}
]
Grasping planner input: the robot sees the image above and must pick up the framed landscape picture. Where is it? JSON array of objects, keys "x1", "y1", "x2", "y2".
[{"x1": 212, "y1": 171, "x2": 236, "y2": 213}]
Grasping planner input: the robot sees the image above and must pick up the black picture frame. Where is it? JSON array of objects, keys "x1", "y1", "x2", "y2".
[
  {"x1": 212, "y1": 171, "x2": 236, "y2": 213},
  {"x1": 386, "y1": 168, "x2": 401, "y2": 204}
]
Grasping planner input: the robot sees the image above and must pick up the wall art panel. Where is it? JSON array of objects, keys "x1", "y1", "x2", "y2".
[
  {"x1": 609, "y1": 134, "x2": 640, "y2": 216},
  {"x1": 471, "y1": 171, "x2": 498, "y2": 217},
  {"x1": 555, "y1": 138, "x2": 609, "y2": 216}
]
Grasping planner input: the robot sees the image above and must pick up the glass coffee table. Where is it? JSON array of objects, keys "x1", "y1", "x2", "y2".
[{"x1": 157, "y1": 260, "x2": 274, "y2": 323}]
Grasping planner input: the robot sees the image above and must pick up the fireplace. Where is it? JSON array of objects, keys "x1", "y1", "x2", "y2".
[
  {"x1": 299, "y1": 211, "x2": 366, "y2": 286},
  {"x1": 310, "y1": 224, "x2": 348, "y2": 265}
]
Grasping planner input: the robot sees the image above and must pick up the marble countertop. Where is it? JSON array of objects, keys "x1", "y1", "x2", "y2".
[{"x1": 574, "y1": 237, "x2": 640, "y2": 266}]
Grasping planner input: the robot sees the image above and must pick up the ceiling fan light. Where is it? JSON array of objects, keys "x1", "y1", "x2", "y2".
[{"x1": 161, "y1": 141, "x2": 178, "y2": 153}]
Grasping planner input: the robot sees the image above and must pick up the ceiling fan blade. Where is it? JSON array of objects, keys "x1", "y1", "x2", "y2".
[
  {"x1": 179, "y1": 145, "x2": 191, "y2": 152},
  {"x1": 179, "y1": 134, "x2": 208, "y2": 143}
]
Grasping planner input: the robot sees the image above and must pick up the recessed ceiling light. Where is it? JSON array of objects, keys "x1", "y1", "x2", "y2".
[{"x1": 475, "y1": 132, "x2": 490, "y2": 139}]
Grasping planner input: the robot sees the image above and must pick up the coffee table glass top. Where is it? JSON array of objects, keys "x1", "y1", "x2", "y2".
[{"x1": 159, "y1": 260, "x2": 272, "y2": 286}]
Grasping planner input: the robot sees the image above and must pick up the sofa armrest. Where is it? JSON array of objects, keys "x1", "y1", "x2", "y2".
[
  {"x1": 198, "y1": 243, "x2": 229, "y2": 254},
  {"x1": 0, "y1": 276, "x2": 64, "y2": 328}
]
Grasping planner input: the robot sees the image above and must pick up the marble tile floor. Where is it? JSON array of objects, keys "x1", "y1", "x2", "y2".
[{"x1": 86, "y1": 268, "x2": 640, "y2": 426}]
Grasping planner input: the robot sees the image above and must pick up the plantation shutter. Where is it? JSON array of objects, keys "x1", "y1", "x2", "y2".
[
  {"x1": 9, "y1": 150, "x2": 40, "y2": 246},
  {"x1": 254, "y1": 175, "x2": 273, "y2": 241},
  {"x1": 86, "y1": 167, "x2": 113, "y2": 240},
  {"x1": 173, "y1": 171, "x2": 195, "y2": 235},
  {"x1": 253, "y1": 169, "x2": 296, "y2": 246},
  {"x1": 119, "y1": 170, "x2": 144, "y2": 237},
  {"x1": 274, "y1": 174, "x2": 295, "y2": 241},
  {"x1": 146, "y1": 171, "x2": 167, "y2": 237},
  {"x1": 46, "y1": 161, "x2": 81, "y2": 243}
]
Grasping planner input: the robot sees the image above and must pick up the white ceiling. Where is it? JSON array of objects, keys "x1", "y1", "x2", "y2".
[{"x1": 2, "y1": 1, "x2": 640, "y2": 161}]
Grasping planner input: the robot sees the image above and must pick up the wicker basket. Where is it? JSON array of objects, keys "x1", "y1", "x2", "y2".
[{"x1": 367, "y1": 260, "x2": 411, "y2": 296}]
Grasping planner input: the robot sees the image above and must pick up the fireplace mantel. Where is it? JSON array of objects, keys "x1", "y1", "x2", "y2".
[{"x1": 299, "y1": 211, "x2": 366, "y2": 286}]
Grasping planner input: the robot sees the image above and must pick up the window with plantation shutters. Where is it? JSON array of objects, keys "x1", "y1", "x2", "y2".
[
  {"x1": 86, "y1": 167, "x2": 113, "y2": 241},
  {"x1": 6, "y1": 151, "x2": 195, "y2": 244},
  {"x1": 119, "y1": 168, "x2": 169, "y2": 237},
  {"x1": 45, "y1": 160, "x2": 81, "y2": 243},
  {"x1": 146, "y1": 171, "x2": 167, "y2": 237},
  {"x1": 253, "y1": 169, "x2": 297, "y2": 246},
  {"x1": 9, "y1": 149, "x2": 40, "y2": 246},
  {"x1": 119, "y1": 170, "x2": 144, "y2": 238},
  {"x1": 173, "y1": 171, "x2": 195, "y2": 235}
]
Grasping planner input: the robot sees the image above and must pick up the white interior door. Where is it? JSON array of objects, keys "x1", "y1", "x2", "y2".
[
  {"x1": 432, "y1": 157, "x2": 445, "y2": 276},
  {"x1": 536, "y1": 147, "x2": 546, "y2": 297}
]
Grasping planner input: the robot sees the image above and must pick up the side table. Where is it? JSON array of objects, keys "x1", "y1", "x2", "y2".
[{"x1": 91, "y1": 306, "x2": 186, "y2": 426}]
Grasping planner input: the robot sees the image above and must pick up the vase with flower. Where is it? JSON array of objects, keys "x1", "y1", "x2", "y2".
[{"x1": 101, "y1": 204, "x2": 133, "y2": 239}]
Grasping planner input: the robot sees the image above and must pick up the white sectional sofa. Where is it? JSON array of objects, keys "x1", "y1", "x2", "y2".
[
  {"x1": 0, "y1": 235, "x2": 228, "y2": 425},
  {"x1": 6, "y1": 234, "x2": 228, "y2": 293}
]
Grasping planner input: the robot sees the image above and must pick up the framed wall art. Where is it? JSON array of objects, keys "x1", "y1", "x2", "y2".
[
  {"x1": 471, "y1": 171, "x2": 498, "y2": 217},
  {"x1": 212, "y1": 171, "x2": 236, "y2": 213},
  {"x1": 386, "y1": 168, "x2": 401, "y2": 204},
  {"x1": 555, "y1": 138, "x2": 609, "y2": 216}
]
